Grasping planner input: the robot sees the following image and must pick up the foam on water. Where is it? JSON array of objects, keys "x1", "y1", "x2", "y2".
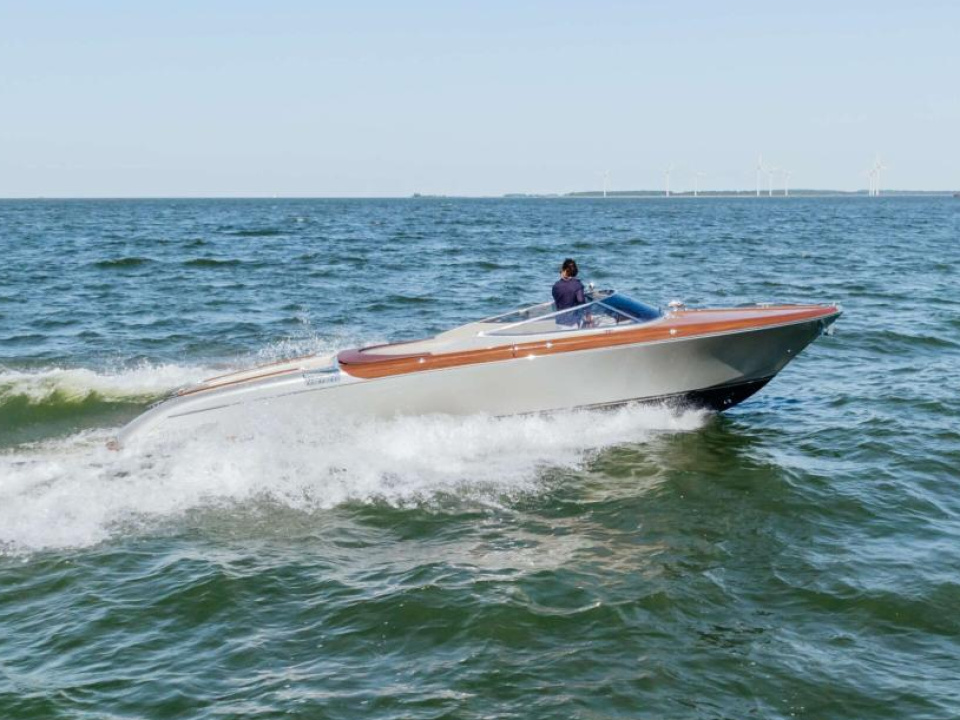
[
  {"x1": 0, "y1": 336, "x2": 373, "y2": 442},
  {"x1": 250, "y1": 328, "x2": 375, "y2": 365},
  {"x1": 0, "y1": 402, "x2": 707, "y2": 554},
  {"x1": 0, "y1": 362, "x2": 217, "y2": 405},
  {"x1": 0, "y1": 330, "x2": 364, "y2": 409}
]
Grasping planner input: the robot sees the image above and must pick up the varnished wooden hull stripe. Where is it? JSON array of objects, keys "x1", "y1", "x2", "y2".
[{"x1": 338, "y1": 306, "x2": 839, "y2": 380}]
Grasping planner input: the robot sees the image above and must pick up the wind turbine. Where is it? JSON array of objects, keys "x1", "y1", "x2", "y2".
[
  {"x1": 873, "y1": 155, "x2": 888, "y2": 197},
  {"x1": 755, "y1": 154, "x2": 764, "y2": 197},
  {"x1": 863, "y1": 167, "x2": 876, "y2": 196},
  {"x1": 597, "y1": 170, "x2": 610, "y2": 198},
  {"x1": 693, "y1": 171, "x2": 706, "y2": 197},
  {"x1": 663, "y1": 164, "x2": 674, "y2": 197},
  {"x1": 782, "y1": 170, "x2": 792, "y2": 197},
  {"x1": 766, "y1": 165, "x2": 777, "y2": 197}
]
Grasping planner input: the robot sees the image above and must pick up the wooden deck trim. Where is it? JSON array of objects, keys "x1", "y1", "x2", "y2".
[{"x1": 337, "y1": 305, "x2": 839, "y2": 380}]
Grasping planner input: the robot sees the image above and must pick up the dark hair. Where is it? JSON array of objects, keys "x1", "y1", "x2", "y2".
[{"x1": 562, "y1": 258, "x2": 579, "y2": 277}]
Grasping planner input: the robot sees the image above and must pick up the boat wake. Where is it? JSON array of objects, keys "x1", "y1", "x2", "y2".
[
  {"x1": 0, "y1": 333, "x2": 361, "y2": 439},
  {"x1": 0, "y1": 401, "x2": 708, "y2": 554},
  {"x1": 0, "y1": 362, "x2": 218, "y2": 431}
]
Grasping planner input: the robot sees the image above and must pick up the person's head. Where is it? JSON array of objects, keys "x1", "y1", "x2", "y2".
[{"x1": 561, "y1": 258, "x2": 579, "y2": 278}]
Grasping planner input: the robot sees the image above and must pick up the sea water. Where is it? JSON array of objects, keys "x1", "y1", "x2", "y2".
[{"x1": 1, "y1": 197, "x2": 958, "y2": 718}]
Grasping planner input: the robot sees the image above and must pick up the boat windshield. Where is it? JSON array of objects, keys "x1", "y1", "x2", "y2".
[
  {"x1": 597, "y1": 293, "x2": 662, "y2": 322},
  {"x1": 484, "y1": 292, "x2": 662, "y2": 336},
  {"x1": 482, "y1": 300, "x2": 557, "y2": 325}
]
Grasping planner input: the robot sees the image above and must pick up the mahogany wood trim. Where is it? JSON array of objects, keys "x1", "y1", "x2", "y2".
[{"x1": 337, "y1": 305, "x2": 839, "y2": 380}]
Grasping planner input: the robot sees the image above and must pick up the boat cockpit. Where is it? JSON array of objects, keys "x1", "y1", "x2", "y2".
[
  {"x1": 365, "y1": 291, "x2": 664, "y2": 356},
  {"x1": 478, "y1": 290, "x2": 662, "y2": 336}
]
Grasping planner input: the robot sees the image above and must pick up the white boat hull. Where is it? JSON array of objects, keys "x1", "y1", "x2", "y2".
[{"x1": 115, "y1": 316, "x2": 833, "y2": 448}]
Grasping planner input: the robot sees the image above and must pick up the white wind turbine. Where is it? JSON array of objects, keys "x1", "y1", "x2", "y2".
[
  {"x1": 766, "y1": 164, "x2": 777, "y2": 197},
  {"x1": 693, "y1": 171, "x2": 706, "y2": 197},
  {"x1": 663, "y1": 164, "x2": 674, "y2": 197},
  {"x1": 597, "y1": 170, "x2": 610, "y2": 198},
  {"x1": 755, "y1": 154, "x2": 764, "y2": 197},
  {"x1": 782, "y1": 169, "x2": 792, "y2": 197},
  {"x1": 864, "y1": 167, "x2": 877, "y2": 196},
  {"x1": 873, "y1": 155, "x2": 888, "y2": 197}
]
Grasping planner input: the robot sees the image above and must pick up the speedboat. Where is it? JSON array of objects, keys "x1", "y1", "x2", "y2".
[{"x1": 112, "y1": 290, "x2": 841, "y2": 448}]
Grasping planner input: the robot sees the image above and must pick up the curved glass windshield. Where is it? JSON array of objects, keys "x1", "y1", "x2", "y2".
[
  {"x1": 482, "y1": 301, "x2": 556, "y2": 325},
  {"x1": 485, "y1": 293, "x2": 662, "y2": 336},
  {"x1": 598, "y1": 293, "x2": 662, "y2": 322}
]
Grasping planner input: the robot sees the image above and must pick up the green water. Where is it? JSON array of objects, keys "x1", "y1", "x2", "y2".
[{"x1": 1, "y1": 197, "x2": 958, "y2": 718}]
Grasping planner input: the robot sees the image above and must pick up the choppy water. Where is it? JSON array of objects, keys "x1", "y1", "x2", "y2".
[{"x1": 1, "y1": 197, "x2": 958, "y2": 718}]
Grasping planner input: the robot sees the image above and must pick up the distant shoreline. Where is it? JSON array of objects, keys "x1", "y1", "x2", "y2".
[
  {"x1": 1, "y1": 190, "x2": 956, "y2": 200},
  {"x1": 505, "y1": 190, "x2": 958, "y2": 199}
]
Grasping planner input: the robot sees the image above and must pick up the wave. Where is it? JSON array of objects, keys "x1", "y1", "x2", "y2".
[
  {"x1": 0, "y1": 403, "x2": 708, "y2": 554},
  {"x1": 92, "y1": 257, "x2": 154, "y2": 269},
  {"x1": 857, "y1": 328, "x2": 958, "y2": 352},
  {"x1": 473, "y1": 260, "x2": 508, "y2": 271},
  {"x1": 0, "y1": 332, "x2": 365, "y2": 438},
  {"x1": 183, "y1": 258, "x2": 243, "y2": 268},
  {"x1": 384, "y1": 294, "x2": 433, "y2": 305},
  {"x1": 229, "y1": 228, "x2": 284, "y2": 237},
  {"x1": 0, "y1": 363, "x2": 218, "y2": 434}
]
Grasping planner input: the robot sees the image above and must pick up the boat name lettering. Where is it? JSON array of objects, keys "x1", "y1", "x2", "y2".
[{"x1": 303, "y1": 370, "x2": 341, "y2": 386}]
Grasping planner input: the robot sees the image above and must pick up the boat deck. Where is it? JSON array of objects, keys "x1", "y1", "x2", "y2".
[{"x1": 337, "y1": 305, "x2": 839, "y2": 379}]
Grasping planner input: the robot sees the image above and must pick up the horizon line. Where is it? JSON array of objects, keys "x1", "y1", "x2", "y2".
[{"x1": 0, "y1": 189, "x2": 957, "y2": 201}]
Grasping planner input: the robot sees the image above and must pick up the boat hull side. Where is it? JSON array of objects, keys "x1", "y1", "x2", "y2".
[{"x1": 115, "y1": 317, "x2": 828, "y2": 447}]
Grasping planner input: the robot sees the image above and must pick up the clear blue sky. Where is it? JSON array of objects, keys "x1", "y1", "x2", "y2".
[{"x1": 1, "y1": 1, "x2": 957, "y2": 196}]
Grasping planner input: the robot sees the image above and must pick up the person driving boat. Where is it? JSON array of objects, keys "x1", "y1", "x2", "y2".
[{"x1": 552, "y1": 258, "x2": 590, "y2": 326}]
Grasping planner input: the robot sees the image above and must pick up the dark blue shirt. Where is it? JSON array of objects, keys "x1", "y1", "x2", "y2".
[{"x1": 552, "y1": 277, "x2": 585, "y2": 311}]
